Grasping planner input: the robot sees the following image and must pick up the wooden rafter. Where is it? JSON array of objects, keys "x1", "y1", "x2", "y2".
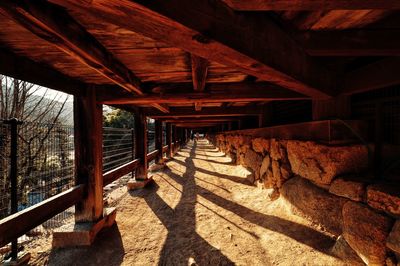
[
  {"x1": 0, "y1": 48, "x2": 85, "y2": 96},
  {"x1": 100, "y1": 91, "x2": 307, "y2": 105},
  {"x1": 49, "y1": 0, "x2": 334, "y2": 99},
  {"x1": 174, "y1": 123, "x2": 220, "y2": 128},
  {"x1": 144, "y1": 106, "x2": 262, "y2": 118},
  {"x1": 191, "y1": 54, "x2": 209, "y2": 111},
  {"x1": 0, "y1": 0, "x2": 169, "y2": 113},
  {"x1": 299, "y1": 30, "x2": 400, "y2": 56},
  {"x1": 100, "y1": 82, "x2": 308, "y2": 104},
  {"x1": 222, "y1": 0, "x2": 400, "y2": 11},
  {"x1": 164, "y1": 118, "x2": 238, "y2": 123}
]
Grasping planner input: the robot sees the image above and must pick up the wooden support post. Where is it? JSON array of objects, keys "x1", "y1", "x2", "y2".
[
  {"x1": 166, "y1": 123, "x2": 173, "y2": 158},
  {"x1": 374, "y1": 103, "x2": 383, "y2": 179},
  {"x1": 155, "y1": 120, "x2": 163, "y2": 164},
  {"x1": 173, "y1": 125, "x2": 178, "y2": 153},
  {"x1": 134, "y1": 111, "x2": 148, "y2": 180},
  {"x1": 74, "y1": 89, "x2": 103, "y2": 222},
  {"x1": 258, "y1": 103, "x2": 273, "y2": 128},
  {"x1": 312, "y1": 95, "x2": 350, "y2": 120},
  {"x1": 52, "y1": 88, "x2": 116, "y2": 248}
]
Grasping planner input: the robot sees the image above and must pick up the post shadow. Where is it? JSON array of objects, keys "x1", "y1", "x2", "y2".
[
  {"x1": 48, "y1": 223, "x2": 124, "y2": 265},
  {"x1": 164, "y1": 143, "x2": 338, "y2": 257},
  {"x1": 170, "y1": 158, "x2": 253, "y2": 187},
  {"x1": 133, "y1": 142, "x2": 234, "y2": 265}
]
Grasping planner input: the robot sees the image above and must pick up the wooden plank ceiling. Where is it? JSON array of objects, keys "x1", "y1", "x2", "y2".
[{"x1": 0, "y1": 0, "x2": 399, "y2": 129}]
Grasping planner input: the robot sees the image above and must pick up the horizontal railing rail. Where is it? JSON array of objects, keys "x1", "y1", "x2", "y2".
[
  {"x1": 103, "y1": 159, "x2": 140, "y2": 186},
  {"x1": 0, "y1": 185, "x2": 84, "y2": 248},
  {"x1": 0, "y1": 144, "x2": 172, "y2": 249},
  {"x1": 147, "y1": 149, "x2": 159, "y2": 162},
  {"x1": 162, "y1": 145, "x2": 168, "y2": 153}
]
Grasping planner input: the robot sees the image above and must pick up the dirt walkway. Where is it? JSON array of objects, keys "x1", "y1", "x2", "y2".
[{"x1": 31, "y1": 140, "x2": 346, "y2": 265}]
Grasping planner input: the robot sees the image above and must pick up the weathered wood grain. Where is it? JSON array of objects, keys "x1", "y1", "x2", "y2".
[
  {"x1": 49, "y1": 0, "x2": 335, "y2": 98},
  {"x1": 222, "y1": 1, "x2": 400, "y2": 10},
  {"x1": 0, "y1": 185, "x2": 84, "y2": 248},
  {"x1": 74, "y1": 88, "x2": 104, "y2": 222}
]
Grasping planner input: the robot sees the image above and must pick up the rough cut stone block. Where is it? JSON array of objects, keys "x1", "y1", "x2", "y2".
[
  {"x1": 367, "y1": 184, "x2": 400, "y2": 217},
  {"x1": 342, "y1": 201, "x2": 393, "y2": 265},
  {"x1": 243, "y1": 149, "x2": 263, "y2": 181},
  {"x1": 263, "y1": 169, "x2": 274, "y2": 189},
  {"x1": 281, "y1": 176, "x2": 347, "y2": 236},
  {"x1": 287, "y1": 141, "x2": 368, "y2": 185},
  {"x1": 331, "y1": 235, "x2": 364, "y2": 265},
  {"x1": 270, "y1": 139, "x2": 287, "y2": 161},
  {"x1": 52, "y1": 207, "x2": 116, "y2": 248},
  {"x1": 252, "y1": 138, "x2": 270, "y2": 154},
  {"x1": 259, "y1": 156, "x2": 271, "y2": 180},
  {"x1": 387, "y1": 220, "x2": 400, "y2": 254},
  {"x1": 329, "y1": 178, "x2": 366, "y2": 202},
  {"x1": 265, "y1": 187, "x2": 280, "y2": 201}
]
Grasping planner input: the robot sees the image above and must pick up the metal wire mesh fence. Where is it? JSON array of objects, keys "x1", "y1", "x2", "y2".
[
  {"x1": 0, "y1": 121, "x2": 75, "y2": 223},
  {"x1": 103, "y1": 127, "x2": 134, "y2": 173},
  {"x1": 0, "y1": 116, "x2": 161, "y2": 259}
]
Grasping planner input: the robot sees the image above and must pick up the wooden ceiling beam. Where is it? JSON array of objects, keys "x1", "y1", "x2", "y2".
[
  {"x1": 100, "y1": 82, "x2": 308, "y2": 105},
  {"x1": 144, "y1": 106, "x2": 262, "y2": 118},
  {"x1": 0, "y1": 48, "x2": 85, "y2": 96},
  {"x1": 299, "y1": 30, "x2": 400, "y2": 56},
  {"x1": 175, "y1": 123, "x2": 219, "y2": 128},
  {"x1": 191, "y1": 54, "x2": 209, "y2": 111},
  {"x1": 49, "y1": 0, "x2": 334, "y2": 99},
  {"x1": 0, "y1": 0, "x2": 168, "y2": 113},
  {"x1": 222, "y1": 0, "x2": 400, "y2": 11},
  {"x1": 341, "y1": 57, "x2": 400, "y2": 95},
  {"x1": 100, "y1": 90, "x2": 307, "y2": 105},
  {"x1": 164, "y1": 118, "x2": 238, "y2": 123}
]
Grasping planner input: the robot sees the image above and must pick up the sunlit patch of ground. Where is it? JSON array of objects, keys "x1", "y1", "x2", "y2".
[{"x1": 29, "y1": 139, "x2": 345, "y2": 265}]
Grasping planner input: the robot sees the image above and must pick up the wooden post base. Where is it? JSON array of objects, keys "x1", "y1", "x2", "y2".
[
  {"x1": 149, "y1": 163, "x2": 165, "y2": 172},
  {"x1": 127, "y1": 176, "x2": 154, "y2": 190},
  {"x1": 52, "y1": 207, "x2": 116, "y2": 248},
  {"x1": 2, "y1": 252, "x2": 31, "y2": 266}
]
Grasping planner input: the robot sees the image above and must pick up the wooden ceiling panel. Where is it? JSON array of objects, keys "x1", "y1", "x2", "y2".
[
  {"x1": 208, "y1": 62, "x2": 248, "y2": 83},
  {"x1": 0, "y1": 12, "x2": 113, "y2": 85}
]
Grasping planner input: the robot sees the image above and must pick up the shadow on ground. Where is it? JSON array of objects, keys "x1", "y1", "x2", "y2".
[
  {"x1": 47, "y1": 224, "x2": 124, "y2": 266},
  {"x1": 132, "y1": 141, "x2": 337, "y2": 265}
]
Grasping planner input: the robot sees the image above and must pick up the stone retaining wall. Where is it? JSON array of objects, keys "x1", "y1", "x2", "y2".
[{"x1": 211, "y1": 133, "x2": 400, "y2": 265}]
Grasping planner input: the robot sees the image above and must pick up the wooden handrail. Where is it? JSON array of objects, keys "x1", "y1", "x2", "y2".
[
  {"x1": 162, "y1": 145, "x2": 168, "y2": 152},
  {"x1": 103, "y1": 159, "x2": 140, "y2": 186},
  {"x1": 0, "y1": 148, "x2": 171, "y2": 248},
  {"x1": 0, "y1": 185, "x2": 84, "y2": 248},
  {"x1": 147, "y1": 149, "x2": 159, "y2": 162}
]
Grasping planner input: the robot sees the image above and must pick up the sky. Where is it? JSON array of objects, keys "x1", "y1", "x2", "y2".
[{"x1": 30, "y1": 84, "x2": 72, "y2": 102}]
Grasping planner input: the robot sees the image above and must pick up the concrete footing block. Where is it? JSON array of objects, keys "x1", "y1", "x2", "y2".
[
  {"x1": 127, "y1": 176, "x2": 153, "y2": 190},
  {"x1": 52, "y1": 207, "x2": 116, "y2": 248}
]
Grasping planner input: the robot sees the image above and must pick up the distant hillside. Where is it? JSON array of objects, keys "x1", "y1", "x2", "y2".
[
  {"x1": 1, "y1": 83, "x2": 73, "y2": 125},
  {"x1": 25, "y1": 94, "x2": 74, "y2": 125}
]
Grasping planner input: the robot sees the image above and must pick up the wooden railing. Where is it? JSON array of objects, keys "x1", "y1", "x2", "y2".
[
  {"x1": 0, "y1": 146, "x2": 174, "y2": 248},
  {"x1": 0, "y1": 185, "x2": 84, "y2": 247},
  {"x1": 103, "y1": 159, "x2": 140, "y2": 186},
  {"x1": 162, "y1": 145, "x2": 168, "y2": 153},
  {"x1": 147, "y1": 149, "x2": 159, "y2": 162}
]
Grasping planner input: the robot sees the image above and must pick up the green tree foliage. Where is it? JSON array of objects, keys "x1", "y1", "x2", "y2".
[{"x1": 103, "y1": 108, "x2": 134, "y2": 128}]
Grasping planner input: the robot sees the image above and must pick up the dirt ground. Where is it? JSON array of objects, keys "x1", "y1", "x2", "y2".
[{"x1": 28, "y1": 139, "x2": 347, "y2": 265}]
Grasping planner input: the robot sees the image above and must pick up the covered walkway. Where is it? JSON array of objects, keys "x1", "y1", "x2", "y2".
[{"x1": 31, "y1": 140, "x2": 344, "y2": 265}]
